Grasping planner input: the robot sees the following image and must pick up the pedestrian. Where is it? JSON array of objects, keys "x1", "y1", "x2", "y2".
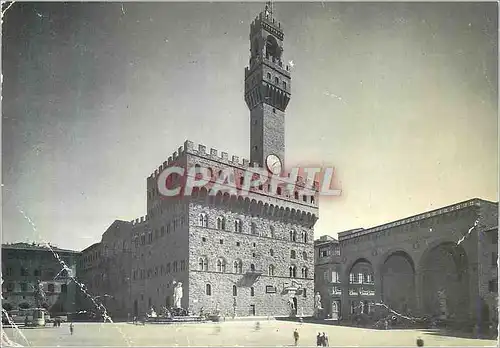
[
  {"x1": 322, "y1": 332, "x2": 329, "y2": 347},
  {"x1": 69, "y1": 323, "x2": 74, "y2": 335},
  {"x1": 316, "y1": 332, "x2": 323, "y2": 346},
  {"x1": 293, "y1": 329, "x2": 299, "y2": 346}
]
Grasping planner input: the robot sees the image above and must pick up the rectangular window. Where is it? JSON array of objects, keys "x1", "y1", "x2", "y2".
[
  {"x1": 323, "y1": 271, "x2": 328, "y2": 281},
  {"x1": 358, "y1": 273, "x2": 363, "y2": 284},
  {"x1": 489, "y1": 279, "x2": 498, "y2": 293},
  {"x1": 349, "y1": 273, "x2": 357, "y2": 284},
  {"x1": 331, "y1": 271, "x2": 340, "y2": 283},
  {"x1": 265, "y1": 285, "x2": 276, "y2": 294}
]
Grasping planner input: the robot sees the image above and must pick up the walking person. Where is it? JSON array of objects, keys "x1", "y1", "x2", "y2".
[
  {"x1": 322, "y1": 332, "x2": 329, "y2": 347},
  {"x1": 69, "y1": 323, "x2": 74, "y2": 335},
  {"x1": 293, "y1": 329, "x2": 299, "y2": 346},
  {"x1": 316, "y1": 332, "x2": 323, "y2": 346}
]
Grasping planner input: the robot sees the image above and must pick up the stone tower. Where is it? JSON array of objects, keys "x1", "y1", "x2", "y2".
[{"x1": 245, "y1": 2, "x2": 291, "y2": 170}]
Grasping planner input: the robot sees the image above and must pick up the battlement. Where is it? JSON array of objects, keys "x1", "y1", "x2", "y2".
[
  {"x1": 250, "y1": 12, "x2": 284, "y2": 40},
  {"x1": 131, "y1": 215, "x2": 148, "y2": 226}
]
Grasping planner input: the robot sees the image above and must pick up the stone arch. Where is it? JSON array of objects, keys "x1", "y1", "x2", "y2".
[
  {"x1": 418, "y1": 240, "x2": 470, "y2": 321},
  {"x1": 244, "y1": 198, "x2": 251, "y2": 212},
  {"x1": 379, "y1": 250, "x2": 416, "y2": 314}
]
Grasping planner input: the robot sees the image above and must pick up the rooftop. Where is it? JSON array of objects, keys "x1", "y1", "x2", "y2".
[{"x1": 2, "y1": 242, "x2": 80, "y2": 254}]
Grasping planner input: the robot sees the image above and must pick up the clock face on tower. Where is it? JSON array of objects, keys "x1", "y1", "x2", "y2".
[{"x1": 266, "y1": 154, "x2": 282, "y2": 175}]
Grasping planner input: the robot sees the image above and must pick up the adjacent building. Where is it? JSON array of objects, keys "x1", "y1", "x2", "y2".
[
  {"x1": 1, "y1": 242, "x2": 79, "y2": 314},
  {"x1": 314, "y1": 198, "x2": 498, "y2": 327}
]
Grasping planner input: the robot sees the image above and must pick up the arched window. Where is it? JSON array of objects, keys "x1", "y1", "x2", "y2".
[
  {"x1": 302, "y1": 251, "x2": 308, "y2": 260},
  {"x1": 251, "y1": 222, "x2": 257, "y2": 235},
  {"x1": 198, "y1": 257, "x2": 208, "y2": 271},
  {"x1": 268, "y1": 264, "x2": 275, "y2": 276},
  {"x1": 250, "y1": 287, "x2": 255, "y2": 296},
  {"x1": 301, "y1": 267, "x2": 308, "y2": 278},
  {"x1": 290, "y1": 250, "x2": 296, "y2": 259},
  {"x1": 233, "y1": 285, "x2": 237, "y2": 296},
  {"x1": 216, "y1": 258, "x2": 226, "y2": 273},
  {"x1": 206, "y1": 284, "x2": 212, "y2": 296},
  {"x1": 217, "y1": 216, "x2": 226, "y2": 230},
  {"x1": 267, "y1": 72, "x2": 271, "y2": 79},
  {"x1": 250, "y1": 264, "x2": 256, "y2": 272},
  {"x1": 277, "y1": 187, "x2": 282, "y2": 195},
  {"x1": 290, "y1": 230, "x2": 297, "y2": 242},
  {"x1": 294, "y1": 191, "x2": 299, "y2": 200},
  {"x1": 233, "y1": 260, "x2": 243, "y2": 274},
  {"x1": 199, "y1": 213, "x2": 208, "y2": 227},
  {"x1": 270, "y1": 249, "x2": 274, "y2": 256},
  {"x1": 234, "y1": 219, "x2": 242, "y2": 232},
  {"x1": 303, "y1": 232, "x2": 308, "y2": 243},
  {"x1": 289, "y1": 266, "x2": 296, "y2": 278}
]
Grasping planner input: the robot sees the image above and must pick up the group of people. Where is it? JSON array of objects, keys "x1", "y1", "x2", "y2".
[
  {"x1": 316, "y1": 332, "x2": 329, "y2": 346},
  {"x1": 292, "y1": 330, "x2": 329, "y2": 346}
]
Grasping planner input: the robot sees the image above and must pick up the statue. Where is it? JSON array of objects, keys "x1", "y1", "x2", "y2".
[
  {"x1": 437, "y1": 289, "x2": 448, "y2": 319},
  {"x1": 314, "y1": 292, "x2": 323, "y2": 310},
  {"x1": 173, "y1": 281, "x2": 183, "y2": 309},
  {"x1": 34, "y1": 280, "x2": 46, "y2": 309}
]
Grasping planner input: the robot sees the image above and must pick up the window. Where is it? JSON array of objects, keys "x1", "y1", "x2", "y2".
[
  {"x1": 302, "y1": 251, "x2": 308, "y2": 260},
  {"x1": 217, "y1": 216, "x2": 226, "y2": 230},
  {"x1": 202, "y1": 237, "x2": 207, "y2": 242},
  {"x1": 198, "y1": 257, "x2": 207, "y2": 271},
  {"x1": 273, "y1": 108, "x2": 276, "y2": 113},
  {"x1": 283, "y1": 81, "x2": 287, "y2": 89},
  {"x1": 148, "y1": 232, "x2": 153, "y2": 243},
  {"x1": 173, "y1": 262, "x2": 178, "y2": 273},
  {"x1": 251, "y1": 222, "x2": 257, "y2": 235},
  {"x1": 277, "y1": 187, "x2": 282, "y2": 195},
  {"x1": 363, "y1": 273, "x2": 369, "y2": 283},
  {"x1": 20, "y1": 267, "x2": 28, "y2": 276},
  {"x1": 331, "y1": 271, "x2": 340, "y2": 283},
  {"x1": 303, "y1": 288, "x2": 307, "y2": 298},
  {"x1": 236, "y1": 242, "x2": 241, "y2": 246},
  {"x1": 269, "y1": 226, "x2": 275, "y2": 238},
  {"x1": 252, "y1": 252, "x2": 256, "y2": 257},
  {"x1": 250, "y1": 287, "x2": 255, "y2": 296},
  {"x1": 489, "y1": 279, "x2": 498, "y2": 293},
  {"x1": 275, "y1": 77, "x2": 279, "y2": 84},
  {"x1": 180, "y1": 260, "x2": 186, "y2": 271},
  {"x1": 289, "y1": 266, "x2": 297, "y2": 278},
  {"x1": 199, "y1": 213, "x2": 208, "y2": 227},
  {"x1": 349, "y1": 273, "x2": 357, "y2": 284},
  {"x1": 290, "y1": 250, "x2": 296, "y2": 259},
  {"x1": 492, "y1": 252, "x2": 498, "y2": 267},
  {"x1": 48, "y1": 284, "x2": 55, "y2": 292},
  {"x1": 302, "y1": 232, "x2": 308, "y2": 243},
  {"x1": 233, "y1": 285, "x2": 237, "y2": 296},
  {"x1": 233, "y1": 260, "x2": 243, "y2": 274},
  {"x1": 290, "y1": 230, "x2": 297, "y2": 242},
  {"x1": 250, "y1": 264, "x2": 256, "y2": 272},
  {"x1": 268, "y1": 264, "x2": 275, "y2": 276},
  {"x1": 294, "y1": 192, "x2": 299, "y2": 200},
  {"x1": 320, "y1": 248, "x2": 329, "y2": 257},
  {"x1": 141, "y1": 234, "x2": 146, "y2": 245},
  {"x1": 61, "y1": 284, "x2": 67, "y2": 293},
  {"x1": 206, "y1": 284, "x2": 212, "y2": 296},
  {"x1": 235, "y1": 219, "x2": 242, "y2": 232},
  {"x1": 333, "y1": 246, "x2": 341, "y2": 256},
  {"x1": 266, "y1": 285, "x2": 276, "y2": 293},
  {"x1": 217, "y1": 258, "x2": 226, "y2": 273},
  {"x1": 358, "y1": 273, "x2": 363, "y2": 284},
  {"x1": 253, "y1": 243, "x2": 256, "y2": 247},
  {"x1": 270, "y1": 249, "x2": 274, "y2": 256},
  {"x1": 267, "y1": 72, "x2": 271, "y2": 79}
]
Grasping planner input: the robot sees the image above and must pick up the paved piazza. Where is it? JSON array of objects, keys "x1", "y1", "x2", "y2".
[{"x1": 3, "y1": 321, "x2": 497, "y2": 347}]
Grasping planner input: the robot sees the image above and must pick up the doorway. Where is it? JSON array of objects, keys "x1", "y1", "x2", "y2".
[
  {"x1": 133, "y1": 300, "x2": 138, "y2": 317},
  {"x1": 250, "y1": 304, "x2": 256, "y2": 316},
  {"x1": 331, "y1": 301, "x2": 340, "y2": 320}
]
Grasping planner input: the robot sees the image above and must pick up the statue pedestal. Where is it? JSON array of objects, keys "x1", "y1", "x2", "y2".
[{"x1": 33, "y1": 308, "x2": 45, "y2": 326}]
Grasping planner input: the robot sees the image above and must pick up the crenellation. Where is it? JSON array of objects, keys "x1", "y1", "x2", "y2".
[
  {"x1": 243, "y1": 159, "x2": 250, "y2": 167},
  {"x1": 221, "y1": 152, "x2": 228, "y2": 160},
  {"x1": 178, "y1": 146, "x2": 183, "y2": 156},
  {"x1": 210, "y1": 148, "x2": 218, "y2": 157},
  {"x1": 168, "y1": 156, "x2": 173, "y2": 165},
  {"x1": 231, "y1": 155, "x2": 239, "y2": 164},
  {"x1": 163, "y1": 161, "x2": 168, "y2": 168},
  {"x1": 184, "y1": 140, "x2": 194, "y2": 151},
  {"x1": 198, "y1": 144, "x2": 206, "y2": 154}
]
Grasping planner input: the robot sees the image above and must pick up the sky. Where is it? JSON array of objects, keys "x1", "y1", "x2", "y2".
[{"x1": 2, "y1": 2, "x2": 498, "y2": 251}]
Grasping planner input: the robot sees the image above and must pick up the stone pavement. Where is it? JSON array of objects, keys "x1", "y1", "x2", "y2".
[{"x1": 2, "y1": 320, "x2": 497, "y2": 347}]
